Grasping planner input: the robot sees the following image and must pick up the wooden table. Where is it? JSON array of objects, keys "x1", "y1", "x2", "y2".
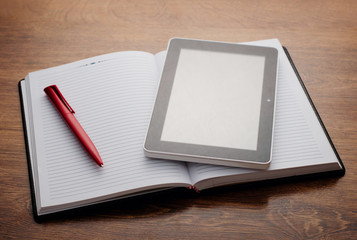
[{"x1": 1, "y1": 0, "x2": 356, "y2": 239}]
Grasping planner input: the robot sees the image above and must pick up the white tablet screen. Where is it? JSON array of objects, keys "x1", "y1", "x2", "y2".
[{"x1": 160, "y1": 48, "x2": 265, "y2": 150}]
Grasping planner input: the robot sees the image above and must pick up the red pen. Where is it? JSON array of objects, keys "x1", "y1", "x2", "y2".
[{"x1": 44, "y1": 85, "x2": 103, "y2": 167}]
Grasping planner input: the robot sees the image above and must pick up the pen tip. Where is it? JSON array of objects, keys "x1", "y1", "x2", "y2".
[{"x1": 100, "y1": 164, "x2": 103, "y2": 168}]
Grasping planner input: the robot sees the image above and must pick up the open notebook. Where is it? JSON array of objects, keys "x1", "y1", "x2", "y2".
[{"x1": 19, "y1": 39, "x2": 344, "y2": 219}]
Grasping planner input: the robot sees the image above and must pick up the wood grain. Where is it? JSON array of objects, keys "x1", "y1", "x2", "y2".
[{"x1": 0, "y1": 0, "x2": 356, "y2": 239}]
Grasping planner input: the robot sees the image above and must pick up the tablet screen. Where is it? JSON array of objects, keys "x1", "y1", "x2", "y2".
[{"x1": 161, "y1": 49, "x2": 265, "y2": 151}]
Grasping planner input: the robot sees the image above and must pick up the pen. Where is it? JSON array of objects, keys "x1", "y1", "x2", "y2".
[{"x1": 44, "y1": 85, "x2": 103, "y2": 167}]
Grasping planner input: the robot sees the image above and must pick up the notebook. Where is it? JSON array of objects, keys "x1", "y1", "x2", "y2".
[{"x1": 19, "y1": 39, "x2": 344, "y2": 220}]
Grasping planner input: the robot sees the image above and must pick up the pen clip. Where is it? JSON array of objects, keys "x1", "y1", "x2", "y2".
[{"x1": 47, "y1": 85, "x2": 75, "y2": 113}]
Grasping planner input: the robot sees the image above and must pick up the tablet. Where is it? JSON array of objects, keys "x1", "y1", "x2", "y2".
[{"x1": 144, "y1": 38, "x2": 278, "y2": 169}]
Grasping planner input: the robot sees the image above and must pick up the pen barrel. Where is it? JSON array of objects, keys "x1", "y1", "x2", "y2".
[{"x1": 64, "y1": 114, "x2": 103, "y2": 166}]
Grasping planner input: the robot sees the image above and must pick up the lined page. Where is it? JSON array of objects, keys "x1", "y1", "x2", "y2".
[
  {"x1": 181, "y1": 39, "x2": 341, "y2": 188},
  {"x1": 26, "y1": 51, "x2": 192, "y2": 211}
]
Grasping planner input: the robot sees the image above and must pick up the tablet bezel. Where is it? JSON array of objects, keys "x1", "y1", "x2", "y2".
[{"x1": 144, "y1": 38, "x2": 278, "y2": 168}]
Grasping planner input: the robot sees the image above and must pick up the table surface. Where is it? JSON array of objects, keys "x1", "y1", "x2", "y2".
[{"x1": 1, "y1": 0, "x2": 356, "y2": 239}]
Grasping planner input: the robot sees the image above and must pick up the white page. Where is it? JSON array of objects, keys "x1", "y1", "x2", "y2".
[
  {"x1": 156, "y1": 39, "x2": 341, "y2": 189},
  {"x1": 26, "y1": 51, "x2": 192, "y2": 213}
]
